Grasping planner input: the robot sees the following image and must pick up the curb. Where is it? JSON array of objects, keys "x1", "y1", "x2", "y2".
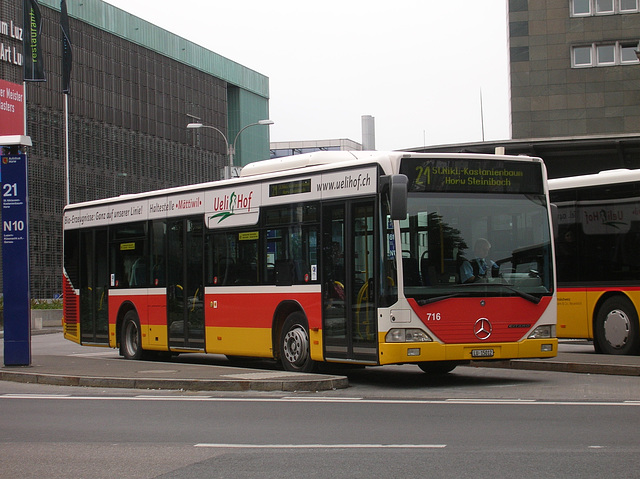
[
  {"x1": 472, "y1": 359, "x2": 640, "y2": 377},
  {"x1": 0, "y1": 369, "x2": 349, "y2": 392}
]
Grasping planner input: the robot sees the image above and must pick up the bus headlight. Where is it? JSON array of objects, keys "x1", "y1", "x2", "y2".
[
  {"x1": 386, "y1": 328, "x2": 432, "y2": 343},
  {"x1": 528, "y1": 325, "x2": 556, "y2": 339}
]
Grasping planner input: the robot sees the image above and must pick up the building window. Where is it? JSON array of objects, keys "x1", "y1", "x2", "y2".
[
  {"x1": 573, "y1": 0, "x2": 592, "y2": 14},
  {"x1": 572, "y1": 42, "x2": 640, "y2": 67},
  {"x1": 620, "y1": 0, "x2": 639, "y2": 10},
  {"x1": 571, "y1": 0, "x2": 638, "y2": 15},
  {"x1": 596, "y1": 44, "x2": 616, "y2": 64},
  {"x1": 596, "y1": 0, "x2": 615, "y2": 13},
  {"x1": 573, "y1": 46, "x2": 593, "y2": 66},
  {"x1": 621, "y1": 44, "x2": 639, "y2": 63}
]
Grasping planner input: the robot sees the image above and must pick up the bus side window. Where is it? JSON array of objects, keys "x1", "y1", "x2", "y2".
[
  {"x1": 110, "y1": 222, "x2": 147, "y2": 288},
  {"x1": 207, "y1": 232, "x2": 237, "y2": 286},
  {"x1": 151, "y1": 220, "x2": 166, "y2": 287}
]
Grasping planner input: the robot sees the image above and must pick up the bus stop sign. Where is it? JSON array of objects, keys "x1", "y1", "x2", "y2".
[{"x1": 2, "y1": 152, "x2": 31, "y2": 366}]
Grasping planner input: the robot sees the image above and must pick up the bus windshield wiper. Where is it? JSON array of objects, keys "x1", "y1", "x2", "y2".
[
  {"x1": 416, "y1": 293, "x2": 462, "y2": 306},
  {"x1": 484, "y1": 283, "x2": 542, "y2": 304}
]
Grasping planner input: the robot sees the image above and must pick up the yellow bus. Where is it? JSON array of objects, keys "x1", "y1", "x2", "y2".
[{"x1": 550, "y1": 169, "x2": 640, "y2": 354}]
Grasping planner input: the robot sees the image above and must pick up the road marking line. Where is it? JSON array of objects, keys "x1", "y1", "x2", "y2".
[
  {"x1": 2, "y1": 395, "x2": 640, "y2": 407},
  {"x1": 194, "y1": 443, "x2": 447, "y2": 449},
  {"x1": 222, "y1": 371, "x2": 309, "y2": 379},
  {"x1": 68, "y1": 351, "x2": 117, "y2": 357}
]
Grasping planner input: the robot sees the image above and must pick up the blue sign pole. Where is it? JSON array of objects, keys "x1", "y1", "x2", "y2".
[{"x1": 2, "y1": 153, "x2": 31, "y2": 366}]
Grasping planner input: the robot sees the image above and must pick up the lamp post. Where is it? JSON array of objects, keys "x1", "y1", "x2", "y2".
[{"x1": 187, "y1": 119, "x2": 273, "y2": 178}]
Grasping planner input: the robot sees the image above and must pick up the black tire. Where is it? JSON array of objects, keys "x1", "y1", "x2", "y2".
[
  {"x1": 417, "y1": 361, "x2": 459, "y2": 375},
  {"x1": 121, "y1": 310, "x2": 143, "y2": 360},
  {"x1": 280, "y1": 312, "x2": 315, "y2": 373},
  {"x1": 594, "y1": 296, "x2": 640, "y2": 355}
]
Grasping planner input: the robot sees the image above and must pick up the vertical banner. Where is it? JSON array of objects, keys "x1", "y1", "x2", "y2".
[
  {"x1": 23, "y1": 0, "x2": 46, "y2": 82},
  {"x1": 61, "y1": 0, "x2": 72, "y2": 94},
  {"x1": 0, "y1": 80, "x2": 25, "y2": 135},
  {"x1": 1, "y1": 153, "x2": 31, "y2": 366}
]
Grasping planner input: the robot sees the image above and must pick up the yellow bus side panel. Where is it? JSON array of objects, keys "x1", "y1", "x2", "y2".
[
  {"x1": 205, "y1": 327, "x2": 274, "y2": 358},
  {"x1": 202, "y1": 327, "x2": 324, "y2": 361},
  {"x1": 63, "y1": 321, "x2": 81, "y2": 344},
  {"x1": 557, "y1": 290, "x2": 589, "y2": 339},
  {"x1": 142, "y1": 323, "x2": 169, "y2": 351}
]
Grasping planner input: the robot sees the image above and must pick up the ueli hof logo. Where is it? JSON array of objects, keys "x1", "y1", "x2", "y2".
[{"x1": 209, "y1": 191, "x2": 254, "y2": 223}]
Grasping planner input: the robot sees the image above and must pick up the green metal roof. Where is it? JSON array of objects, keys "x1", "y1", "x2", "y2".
[{"x1": 38, "y1": 0, "x2": 269, "y2": 99}]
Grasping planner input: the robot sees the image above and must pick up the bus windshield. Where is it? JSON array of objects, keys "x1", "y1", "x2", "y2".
[{"x1": 398, "y1": 192, "x2": 553, "y2": 303}]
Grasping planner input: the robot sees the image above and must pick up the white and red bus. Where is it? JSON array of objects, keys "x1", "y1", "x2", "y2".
[
  {"x1": 63, "y1": 151, "x2": 557, "y2": 373},
  {"x1": 550, "y1": 169, "x2": 640, "y2": 354}
]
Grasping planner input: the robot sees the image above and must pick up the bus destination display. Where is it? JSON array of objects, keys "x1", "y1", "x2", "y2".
[{"x1": 400, "y1": 158, "x2": 544, "y2": 194}]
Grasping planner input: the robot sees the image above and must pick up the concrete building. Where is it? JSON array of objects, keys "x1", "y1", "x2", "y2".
[
  {"x1": 509, "y1": 0, "x2": 640, "y2": 138},
  {"x1": 0, "y1": 0, "x2": 270, "y2": 298}
]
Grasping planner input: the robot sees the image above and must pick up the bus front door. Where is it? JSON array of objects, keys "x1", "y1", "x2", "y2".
[
  {"x1": 167, "y1": 218, "x2": 205, "y2": 350},
  {"x1": 322, "y1": 200, "x2": 378, "y2": 363}
]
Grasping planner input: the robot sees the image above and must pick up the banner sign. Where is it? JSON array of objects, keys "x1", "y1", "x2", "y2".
[
  {"x1": 23, "y1": 0, "x2": 46, "y2": 81},
  {"x1": 2, "y1": 153, "x2": 31, "y2": 365},
  {"x1": 0, "y1": 79, "x2": 24, "y2": 135},
  {"x1": 61, "y1": 0, "x2": 72, "y2": 94}
]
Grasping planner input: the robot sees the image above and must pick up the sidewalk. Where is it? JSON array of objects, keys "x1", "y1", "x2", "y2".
[
  {"x1": 0, "y1": 328, "x2": 348, "y2": 392},
  {"x1": 474, "y1": 351, "x2": 640, "y2": 376},
  {"x1": 1, "y1": 331, "x2": 639, "y2": 392}
]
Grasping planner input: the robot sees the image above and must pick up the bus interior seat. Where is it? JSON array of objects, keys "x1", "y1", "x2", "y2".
[
  {"x1": 275, "y1": 260, "x2": 295, "y2": 285},
  {"x1": 420, "y1": 257, "x2": 438, "y2": 286},
  {"x1": 402, "y1": 257, "x2": 422, "y2": 286}
]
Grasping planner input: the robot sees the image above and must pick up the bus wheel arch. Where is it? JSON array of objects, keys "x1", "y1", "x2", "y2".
[
  {"x1": 271, "y1": 300, "x2": 303, "y2": 357},
  {"x1": 273, "y1": 303, "x2": 315, "y2": 372},
  {"x1": 118, "y1": 303, "x2": 143, "y2": 360},
  {"x1": 593, "y1": 294, "x2": 640, "y2": 355}
]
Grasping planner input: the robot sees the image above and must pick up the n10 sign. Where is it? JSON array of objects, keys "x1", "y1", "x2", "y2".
[{"x1": 2, "y1": 153, "x2": 31, "y2": 366}]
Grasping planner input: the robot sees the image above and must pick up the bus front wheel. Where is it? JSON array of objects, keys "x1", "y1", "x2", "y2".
[
  {"x1": 595, "y1": 297, "x2": 640, "y2": 355},
  {"x1": 417, "y1": 361, "x2": 459, "y2": 375},
  {"x1": 280, "y1": 312, "x2": 315, "y2": 373},
  {"x1": 121, "y1": 311, "x2": 143, "y2": 360}
]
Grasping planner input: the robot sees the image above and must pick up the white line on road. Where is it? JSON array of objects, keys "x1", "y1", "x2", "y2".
[
  {"x1": 1, "y1": 394, "x2": 640, "y2": 407},
  {"x1": 194, "y1": 443, "x2": 447, "y2": 449}
]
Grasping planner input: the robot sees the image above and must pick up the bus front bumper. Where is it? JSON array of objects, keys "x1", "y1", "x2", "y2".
[{"x1": 378, "y1": 338, "x2": 558, "y2": 365}]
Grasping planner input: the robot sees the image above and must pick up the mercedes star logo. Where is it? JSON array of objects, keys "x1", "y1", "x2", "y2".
[{"x1": 474, "y1": 318, "x2": 492, "y2": 340}]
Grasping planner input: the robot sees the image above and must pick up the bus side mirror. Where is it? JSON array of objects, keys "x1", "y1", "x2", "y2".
[{"x1": 382, "y1": 174, "x2": 408, "y2": 220}]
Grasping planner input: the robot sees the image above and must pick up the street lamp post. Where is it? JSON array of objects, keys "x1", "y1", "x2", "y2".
[{"x1": 187, "y1": 119, "x2": 273, "y2": 178}]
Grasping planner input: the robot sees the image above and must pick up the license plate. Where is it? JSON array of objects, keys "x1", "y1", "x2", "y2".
[{"x1": 471, "y1": 349, "x2": 494, "y2": 358}]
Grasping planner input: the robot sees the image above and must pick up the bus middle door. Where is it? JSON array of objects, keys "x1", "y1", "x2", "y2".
[{"x1": 167, "y1": 218, "x2": 205, "y2": 351}]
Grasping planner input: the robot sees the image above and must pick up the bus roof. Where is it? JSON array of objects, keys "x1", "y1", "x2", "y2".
[
  {"x1": 64, "y1": 151, "x2": 543, "y2": 211},
  {"x1": 548, "y1": 168, "x2": 640, "y2": 191}
]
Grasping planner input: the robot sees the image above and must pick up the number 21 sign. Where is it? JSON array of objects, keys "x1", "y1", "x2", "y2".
[{"x1": 2, "y1": 153, "x2": 31, "y2": 366}]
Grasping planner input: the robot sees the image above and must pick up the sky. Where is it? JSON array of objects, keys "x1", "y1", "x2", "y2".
[{"x1": 102, "y1": 1, "x2": 511, "y2": 151}]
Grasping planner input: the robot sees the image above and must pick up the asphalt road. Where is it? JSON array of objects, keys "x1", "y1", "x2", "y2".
[
  {"x1": 1, "y1": 392, "x2": 639, "y2": 478},
  {"x1": 3, "y1": 334, "x2": 640, "y2": 477}
]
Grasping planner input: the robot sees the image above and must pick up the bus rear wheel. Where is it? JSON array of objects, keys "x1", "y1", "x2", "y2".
[
  {"x1": 280, "y1": 312, "x2": 315, "y2": 373},
  {"x1": 121, "y1": 310, "x2": 143, "y2": 360},
  {"x1": 595, "y1": 296, "x2": 640, "y2": 355}
]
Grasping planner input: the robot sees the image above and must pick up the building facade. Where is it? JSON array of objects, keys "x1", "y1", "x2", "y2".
[
  {"x1": 0, "y1": 0, "x2": 270, "y2": 298},
  {"x1": 270, "y1": 138, "x2": 362, "y2": 159},
  {"x1": 509, "y1": 0, "x2": 640, "y2": 138}
]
